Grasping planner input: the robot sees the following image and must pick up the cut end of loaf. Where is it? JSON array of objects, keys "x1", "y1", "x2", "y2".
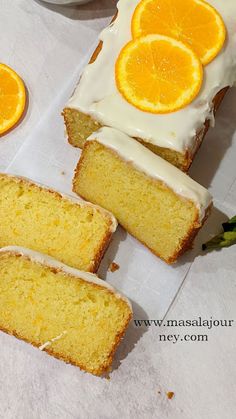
[
  {"x1": 0, "y1": 173, "x2": 116, "y2": 272},
  {"x1": 73, "y1": 140, "x2": 210, "y2": 264},
  {"x1": 63, "y1": 107, "x2": 101, "y2": 149},
  {"x1": 63, "y1": 107, "x2": 191, "y2": 171},
  {"x1": 0, "y1": 249, "x2": 132, "y2": 376}
]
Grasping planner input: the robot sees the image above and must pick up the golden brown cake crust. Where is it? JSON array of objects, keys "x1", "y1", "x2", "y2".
[
  {"x1": 0, "y1": 173, "x2": 115, "y2": 273},
  {"x1": 168, "y1": 203, "x2": 212, "y2": 263},
  {"x1": 0, "y1": 250, "x2": 132, "y2": 376},
  {"x1": 91, "y1": 228, "x2": 114, "y2": 273},
  {"x1": 63, "y1": 8, "x2": 229, "y2": 171},
  {"x1": 73, "y1": 142, "x2": 212, "y2": 264}
]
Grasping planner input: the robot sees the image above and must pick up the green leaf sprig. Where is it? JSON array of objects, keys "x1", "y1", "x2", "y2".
[{"x1": 202, "y1": 215, "x2": 236, "y2": 251}]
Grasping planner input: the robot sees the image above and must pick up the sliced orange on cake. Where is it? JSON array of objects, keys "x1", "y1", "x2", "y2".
[
  {"x1": 131, "y1": 0, "x2": 226, "y2": 66},
  {"x1": 115, "y1": 34, "x2": 203, "y2": 114},
  {"x1": 0, "y1": 63, "x2": 26, "y2": 135}
]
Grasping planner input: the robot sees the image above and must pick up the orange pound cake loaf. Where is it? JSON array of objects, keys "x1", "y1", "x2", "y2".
[
  {"x1": 0, "y1": 247, "x2": 132, "y2": 375},
  {"x1": 63, "y1": 0, "x2": 236, "y2": 171},
  {"x1": 73, "y1": 127, "x2": 212, "y2": 264},
  {"x1": 0, "y1": 174, "x2": 117, "y2": 272}
]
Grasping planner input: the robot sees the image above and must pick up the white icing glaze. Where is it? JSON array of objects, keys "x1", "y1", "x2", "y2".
[
  {"x1": 88, "y1": 127, "x2": 212, "y2": 221},
  {"x1": 67, "y1": 0, "x2": 236, "y2": 154},
  {"x1": 0, "y1": 173, "x2": 117, "y2": 233},
  {"x1": 0, "y1": 246, "x2": 132, "y2": 310}
]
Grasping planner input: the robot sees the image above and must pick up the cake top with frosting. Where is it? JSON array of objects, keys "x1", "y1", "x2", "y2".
[{"x1": 67, "y1": 0, "x2": 236, "y2": 153}]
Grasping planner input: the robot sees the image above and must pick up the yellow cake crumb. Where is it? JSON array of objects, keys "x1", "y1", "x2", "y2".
[
  {"x1": 0, "y1": 249, "x2": 132, "y2": 376},
  {"x1": 0, "y1": 173, "x2": 116, "y2": 272},
  {"x1": 73, "y1": 140, "x2": 209, "y2": 264}
]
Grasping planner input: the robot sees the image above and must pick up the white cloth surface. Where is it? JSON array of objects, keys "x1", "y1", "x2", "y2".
[{"x1": 0, "y1": 1, "x2": 236, "y2": 418}]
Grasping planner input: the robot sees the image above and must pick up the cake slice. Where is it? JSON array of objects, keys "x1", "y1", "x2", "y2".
[
  {"x1": 73, "y1": 127, "x2": 212, "y2": 264},
  {"x1": 0, "y1": 173, "x2": 117, "y2": 272},
  {"x1": 63, "y1": 0, "x2": 236, "y2": 171},
  {"x1": 0, "y1": 247, "x2": 132, "y2": 376}
]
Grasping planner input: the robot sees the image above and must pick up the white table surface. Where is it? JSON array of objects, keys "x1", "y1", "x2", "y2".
[{"x1": 0, "y1": 1, "x2": 236, "y2": 418}]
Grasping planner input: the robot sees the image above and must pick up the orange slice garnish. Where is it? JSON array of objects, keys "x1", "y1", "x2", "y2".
[
  {"x1": 132, "y1": 0, "x2": 226, "y2": 65},
  {"x1": 115, "y1": 34, "x2": 203, "y2": 114},
  {"x1": 0, "y1": 63, "x2": 26, "y2": 135}
]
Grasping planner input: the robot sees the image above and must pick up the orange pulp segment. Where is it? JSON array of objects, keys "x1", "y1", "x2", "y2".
[
  {"x1": 132, "y1": 0, "x2": 226, "y2": 65},
  {"x1": 0, "y1": 63, "x2": 26, "y2": 135},
  {"x1": 115, "y1": 34, "x2": 203, "y2": 114}
]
